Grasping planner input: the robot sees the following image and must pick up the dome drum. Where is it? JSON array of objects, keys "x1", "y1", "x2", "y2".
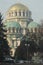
[
  {"x1": 6, "y1": 10, "x2": 31, "y2": 20},
  {"x1": 5, "y1": 21, "x2": 21, "y2": 34},
  {"x1": 28, "y1": 22, "x2": 40, "y2": 33}
]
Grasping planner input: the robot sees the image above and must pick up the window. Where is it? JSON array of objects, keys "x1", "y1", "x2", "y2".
[
  {"x1": 12, "y1": 40, "x2": 14, "y2": 48},
  {"x1": 12, "y1": 40, "x2": 18, "y2": 48},
  {"x1": 9, "y1": 12, "x2": 13, "y2": 17},
  {"x1": 15, "y1": 28, "x2": 16, "y2": 33},
  {"x1": 15, "y1": 11, "x2": 17, "y2": 16},
  {"x1": 31, "y1": 28, "x2": 33, "y2": 32},
  {"x1": 9, "y1": 27, "x2": 11, "y2": 33},
  {"x1": 16, "y1": 28, "x2": 18, "y2": 33},
  {"x1": 9, "y1": 13, "x2": 11, "y2": 16},
  {"x1": 16, "y1": 29, "x2": 20, "y2": 33},
  {"x1": 14, "y1": 40, "x2": 17, "y2": 48},
  {"x1": 17, "y1": 40, "x2": 20, "y2": 46},
  {"x1": 35, "y1": 28, "x2": 37, "y2": 32},
  {"x1": 23, "y1": 11, "x2": 25, "y2": 16},
  {"x1": 26, "y1": 11, "x2": 28, "y2": 16},
  {"x1": 21, "y1": 28, "x2": 23, "y2": 33},
  {"x1": 11, "y1": 12, "x2": 13, "y2": 16},
  {"x1": 17, "y1": 28, "x2": 21, "y2": 33},
  {"x1": 19, "y1": 11, "x2": 21, "y2": 16},
  {"x1": 12, "y1": 27, "x2": 14, "y2": 32}
]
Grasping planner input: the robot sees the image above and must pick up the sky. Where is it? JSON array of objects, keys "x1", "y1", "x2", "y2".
[{"x1": 0, "y1": 0, "x2": 43, "y2": 23}]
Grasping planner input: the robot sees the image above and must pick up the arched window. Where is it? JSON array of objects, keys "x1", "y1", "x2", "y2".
[
  {"x1": 12, "y1": 40, "x2": 18, "y2": 48},
  {"x1": 12, "y1": 27, "x2": 14, "y2": 33},
  {"x1": 9, "y1": 27, "x2": 11, "y2": 33},
  {"x1": 12, "y1": 40, "x2": 14, "y2": 48},
  {"x1": 35, "y1": 28, "x2": 37, "y2": 32},
  {"x1": 15, "y1": 11, "x2": 17, "y2": 16},
  {"x1": 31, "y1": 28, "x2": 33, "y2": 32},
  {"x1": 11, "y1": 12, "x2": 13, "y2": 16},
  {"x1": 9, "y1": 13, "x2": 11, "y2": 16},
  {"x1": 23, "y1": 11, "x2": 25, "y2": 16},
  {"x1": 9, "y1": 11, "x2": 13, "y2": 17},
  {"x1": 19, "y1": 11, "x2": 21, "y2": 16},
  {"x1": 19, "y1": 28, "x2": 21, "y2": 33},
  {"x1": 15, "y1": 28, "x2": 17, "y2": 33},
  {"x1": 16, "y1": 28, "x2": 18, "y2": 33},
  {"x1": 21, "y1": 28, "x2": 23, "y2": 33},
  {"x1": 26, "y1": 11, "x2": 28, "y2": 16}
]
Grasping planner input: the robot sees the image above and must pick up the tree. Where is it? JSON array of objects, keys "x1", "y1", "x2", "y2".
[
  {"x1": 0, "y1": 13, "x2": 10, "y2": 61},
  {"x1": 14, "y1": 35, "x2": 38, "y2": 61},
  {"x1": 39, "y1": 38, "x2": 43, "y2": 52}
]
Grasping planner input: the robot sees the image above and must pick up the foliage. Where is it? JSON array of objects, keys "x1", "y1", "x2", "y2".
[
  {"x1": 39, "y1": 38, "x2": 43, "y2": 52},
  {"x1": 14, "y1": 35, "x2": 38, "y2": 60},
  {"x1": 0, "y1": 13, "x2": 10, "y2": 61}
]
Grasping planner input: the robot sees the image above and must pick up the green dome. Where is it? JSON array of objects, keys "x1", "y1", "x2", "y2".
[
  {"x1": 28, "y1": 22, "x2": 40, "y2": 28},
  {"x1": 5, "y1": 21, "x2": 21, "y2": 29}
]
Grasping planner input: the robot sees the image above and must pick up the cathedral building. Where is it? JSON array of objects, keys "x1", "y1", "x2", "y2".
[{"x1": 4, "y1": 3, "x2": 40, "y2": 57}]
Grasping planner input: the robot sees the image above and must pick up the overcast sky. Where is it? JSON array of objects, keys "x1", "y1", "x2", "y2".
[{"x1": 0, "y1": 0, "x2": 43, "y2": 23}]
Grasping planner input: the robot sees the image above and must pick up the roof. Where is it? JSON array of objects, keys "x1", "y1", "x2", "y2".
[
  {"x1": 28, "y1": 22, "x2": 40, "y2": 28},
  {"x1": 5, "y1": 21, "x2": 21, "y2": 29},
  {"x1": 8, "y1": 3, "x2": 29, "y2": 12}
]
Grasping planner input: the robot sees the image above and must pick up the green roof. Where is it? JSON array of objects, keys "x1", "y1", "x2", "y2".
[
  {"x1": 5, "y1": 21, "x2": 21, "y2": 29},
  {"x1": 28, "y1": 22, "x2": 40, "y2": 28}
]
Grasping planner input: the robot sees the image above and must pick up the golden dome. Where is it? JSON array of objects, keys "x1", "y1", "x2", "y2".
[
  {"x1": 6, "y1": 3, "x2": 30, "y2": 21},
  {"x1": 8, "y1": 3, "x2": 29, "y2": 12}
]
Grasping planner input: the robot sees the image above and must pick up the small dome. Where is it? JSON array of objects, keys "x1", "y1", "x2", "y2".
[
  {"x1": 5, "y1": 21, "x2": 21, "y2": 29},
  {"x1": 28, "y1": 22, "x2": 40, "y2": 28}
]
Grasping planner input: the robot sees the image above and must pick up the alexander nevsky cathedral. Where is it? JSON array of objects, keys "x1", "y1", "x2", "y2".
[{"x1": 4, "y1": 3, "x2": 43, "y2": 57}]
